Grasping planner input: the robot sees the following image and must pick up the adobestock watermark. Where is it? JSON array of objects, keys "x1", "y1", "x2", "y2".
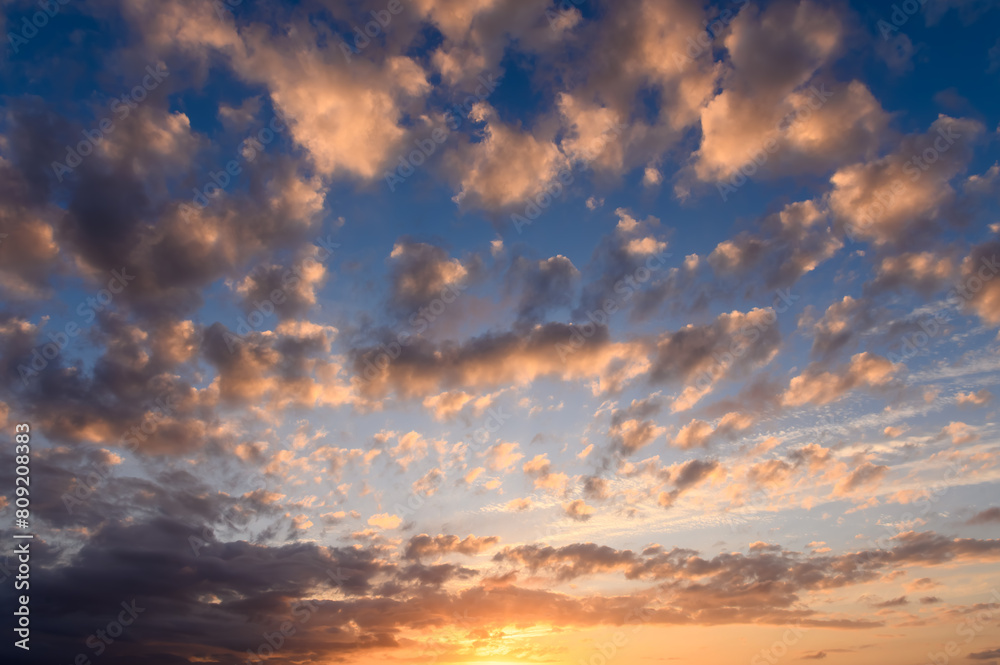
[
  {"x1": 717, "y1": 84, "x2": 835, "y2": 202},
  {"x1": 50, "y1": 63, "x2": 170, "y2": 182},
  {"x1": 576, "y1": 618, "x2": 645, "y2": 665},
  {"x1": 846, "y1": 180, "x2": 905, "y2": 243},
  {"x1": 182, "y1": 109, "x2": 290, "y2": 217},
  {"x1": 61, "y1": 386, "x2": 179, "y2": 514},
  {"x1": 530, "y1": 515, "x2": 573, "y2": 547},
  {"x1": 222, "y1": 234, "x2": 340, "y2": 353},
  {"x1": 6, "y1": 0, "x2": 70, "y2": 54},
  {"x1": 885, "y1": 310, "x2": 950, "y2": 364},
  {"x1": 721, "y1": 478, "x2": 785, "y2": 534},
  {"x1": 947, "y1": 255, "x2": 999, "y2": 307},
  {"x1": 415, "y1": 609, "x2": 477, "y2": 664},
  {"x1": 672, "y1": 0, "x2": 749, "y2": 69},
  {"x1": 384, "y1": 72, "x2": 502, "y2": 192},
  {"x1": 468, "y1": 405, "x2": 512, "y2": 451},
  {"x1": 876, "y1": 0, "x2": 929, "y2": 40},
  {"x1": 512, "y1": 121, "x2": 626, "y2": 234},
  {"x1": 723, "y1": 414, "x2": 845, "y2": 532},
  {"x1": 750, "y1": 625, "x2": 805, "y2": 665},
  {"x1": 339, "y1": 0, "x2": 403, "y2": 62},
  {"x1": 884, "y1": 253, "x2": 998, "y2": 364},
  {"x1": 58, "y1": 599, "x2": 147, "y2": 663},
  {"x1": 17, "y1": 268, "x2": 135, "y2": 385},
  {"x1": 556, "y1": 249, "x2": 673, "y2": 361},
  {"x1": 241, "y1": 564, "x2": 345, "y2": 663},
  {"x1": 373, "y1": 481, "x2": 438, "y2": 533},
  {"x1": 924, "y1": 588, "x2": 1000, "y2": 665},
  {"x1": 575, "y1": 591, "x2": 667, "y2": 665},
  {"x1": 243, "y1": 599, "x2": 321, "y2": 665},
  {"x1": 854, "y1": 457, "x2": 967, "y2": 569},
  {"x1": 686, "y1": 288, "x2": 797, "y2": 395},
  {"x1": 846, "y1": 121, "x2": 962, "y2": 243},
  {"x1": 189, "y1": 470, "x2": 274, "y2": 557},
  {"x1": 356, "y1": 280, "x2": 468, "y2": 384}
]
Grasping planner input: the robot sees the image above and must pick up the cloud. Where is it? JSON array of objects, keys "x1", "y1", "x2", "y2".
[
  {"x1": 672, "y1": 412, "x2": 755, "y2": 450},
  {"x1": 583, "y1": 476, "x2": 612, "y2": 501},
  {"x1": 95, "y1": 105, "x2": 201, "y2": 176},
  {"x1": 486, "y1": 442, "x2": 524, "y2": 471},
  {"x1": 968, "y1": 648, "x2": 1000, "y2": 660},
  {"x1": 574, "y1": 208, "x2": 671, "y2": 318},
  {"x1": 422, "y1": 390, "x2": 475, "y2": 421},
  {"x1": 550, "y1": 0, "x2": 718, "y2": 177},
  {"x1": 608, "y1": 394, "x2": 667, "y2": 455},
  {"x1": 413, "y1": 0, "x2": 557, "y2": 86},
  {"x1": 422, "y1": 389, "x2": 500, "y2": 422},
  {"x1": 236, "y1": 28, "x2": 430, "y2": 180},
  {"x1": 231, "y1": 253, "x2": 329, "y2": 319},
  {"x1": 0, "y1": 140, "x2": 61, "y2": 297},
  {"x1": 390, "y1": 431, "x2": 432, "y2": 470},
  {"x1": 388, "y1": 239, "x2": 473, "y2": 313},
  {"x1": 866, "y1": 251, "x2": 957, "y2": 296},
  {"x1": 829, "y1": 116, "x2": 984, "y2": 246},
  {"x1": 708, "y1": 199, "x2": 842, "y2": 289},
  {"x1": 507, "y1": 254, "x2": 580, "y2": 325},
  {"x1": 503, "y1": 497, "x2": 534, "y2": 512},
  {"x1": 4, "y1": 3, "x2": 1000, "y2": 662},
  {"x1": 650, "y1": 308, "x2": 783, "y2": 411},
  {"x1": 8, "y1": 506, "x2": 998, "y2": 664},
  {"x1": 405, "y1": 534, "x2": 501, "y2": 560},
  {"x1": 957, "y1": 238, "x2": 1000, "y2": 325},
  {"x1": 610, "y1": 417, "x2": 666, "y2": 454},
  {"x1": 956, "y1": 389, "x2": 992, "y2": 407},
  {"x1": 413, "y1": 467, "x2": 445, "y2": 496},
  {"x1": 368, "y1": 513, "x2": 403, "y2": 529},
  {"x1": 491, "y1": 529, "x2": 1000, "y2": 624},
  {"x1": 904, "y1": 577, "x2": 940, "y2": 592},
  {"x1": 201, "y1": 321, "x2": 353, "y2": 412},
  {"x1": 449, "y1": 103, "x2": 569, "y2": 211},
  {"x1": 353, "y1": 304, "x2": 782, "y2": 408},
  {"x1": 968, "y1": 508, "x2": 1000, "y2": 525},
  {"x1": 125, "y1": 0, "x2": 440, "y2": 181},
  {"x1": 658, "y1": 458, "x2": 723, "y2": 507},
  {"x1": 522, "y1": 454, "x2": 569, "y2": 493},
  {"x1": 563, "y1": 499, "x2": 596, "y2": 521},
  {"x1": 6, "y1": 316, "x2": 241, "y2": 455},
  {"x1": 557, "y1": 92, "x2": 627, "y2": 172},
  {"x1": 863, "y1": 595, "x2": 909, "y2": 608},
  {"x1": 782, "y1": 353, "x2": 901, "y2": 407},
  {"x1": 941, "y1": 422, "x2": 979, "y2": 446},
  {"x1": 833, "y1": 462, "x2": 889, "y2": 496},
  {"x1": 351, "y1": 322, "x2": 649, "y2": 399},
  {"x1": 683, "y1": 1, "x2": 890, "y2": 191},
  {"x1": 806, "y1": 296, "x2": 880, "y2": 361}
]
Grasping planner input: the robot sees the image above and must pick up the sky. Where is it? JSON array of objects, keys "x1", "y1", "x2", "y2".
[{"x1": 1, "y1": 0, "x2": 1000, "y2": 663}]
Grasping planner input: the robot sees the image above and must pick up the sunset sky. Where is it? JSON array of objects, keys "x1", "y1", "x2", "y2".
[{"x1": 1, "y1": 0, "x2": 1000, "y2": 663}]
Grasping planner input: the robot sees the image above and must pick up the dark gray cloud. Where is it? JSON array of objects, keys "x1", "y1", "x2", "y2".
[
  {"x1": 708, "y1": 201, "x2": 842, "y2": 290},
  {"x1": 506, "y1": 254, "x2": 579, "y2": 326},
  {"x1": 386, "y1": 239, "x2": 479, "y2": 316},
  {"x1": 968, "y1": 508, "x2": 1000, "y2": 525},
  {"x1": 968, "y1": 648, "x2": 1000, "y2": 660}
]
